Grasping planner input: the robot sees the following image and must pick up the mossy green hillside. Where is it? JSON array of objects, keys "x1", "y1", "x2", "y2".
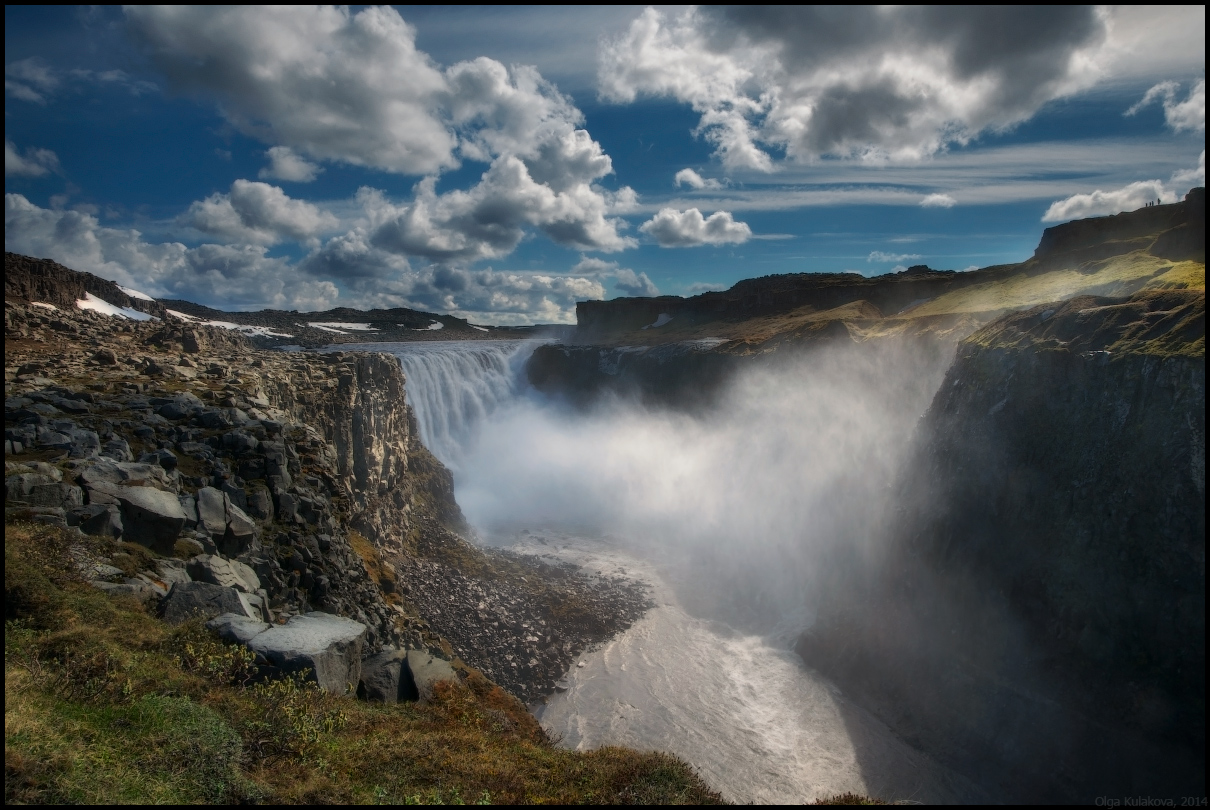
[
  {"x1": 904, "y1": 253, "x2": 1204, "y2": 319},
  {"x1": 4, "y1": 521, "x2": 725, "y2": 805}
]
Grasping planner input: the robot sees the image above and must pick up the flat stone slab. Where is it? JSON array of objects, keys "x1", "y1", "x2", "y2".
[
  {"x1": 246, "y1": 612, "x2": 366, "y2": 694},
  {"x1": 206, "y1": 613, "x2": 271, "y2": 644}
]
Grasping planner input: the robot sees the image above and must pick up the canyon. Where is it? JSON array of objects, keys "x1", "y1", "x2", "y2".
[{"x1": 4, "y1": 189, "x2": 1205, "y2": 803}]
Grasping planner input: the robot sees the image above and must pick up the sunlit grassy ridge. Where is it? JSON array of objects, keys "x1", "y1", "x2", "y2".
[
  {"x1": 964, "y1": 288, "x2": 1205, "y2": 359},
  {"x1": 4, "y1": 521, "x2": 725, "y2": 805},
  {"x1": 903, "y1": 254, "x2": 1204, "y2": 318}
]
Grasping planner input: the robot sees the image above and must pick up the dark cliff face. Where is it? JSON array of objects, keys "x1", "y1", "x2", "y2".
[
  {"x1": 1034, "y1": 186, "x2": 1205, "y2": 265},
  {"x1": 799, "y1": 289, "x2": 1206, "y2": 802},
  {"x1": 4, "y1": 252, "x2": 168, "y2": 320}
]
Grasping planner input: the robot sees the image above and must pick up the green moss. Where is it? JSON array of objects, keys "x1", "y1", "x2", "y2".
[
  {"x1": 1143, "y1": 260, "x2": 1206, "y2": 291},
  {"x1": 5, "y1": 520, "x2": 725, "y2": 805},
  {"x1": 908, "y1": 251, "x2": 1180, "y2": 317}
]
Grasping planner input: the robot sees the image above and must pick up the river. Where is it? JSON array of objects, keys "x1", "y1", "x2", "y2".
[{"x1": 363, "y1": 338, "x2": 982, "y2": 803}]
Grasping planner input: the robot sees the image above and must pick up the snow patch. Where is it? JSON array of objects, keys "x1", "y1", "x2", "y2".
[
  {"x1": 472, "y1": 326, "x2": 489, "y2": 332},
  {"x1": 417, "y1": 321, "x2": 445, "y2": 331},
  {"x1": 30, "y1": 302, "x2": 58, "y2": 311},
  {"x1": 117, "y1": 285, "x2": 155, "y2": 302},
  {"x1": 642, "y1": 313, "x2": 673, "y2": 329},
  {"x1": 77, "y1": 292, "x2": 155, "y2": 321},
  {"x1": 166, "y1": 309, "x2": 292, "y2": 337}
]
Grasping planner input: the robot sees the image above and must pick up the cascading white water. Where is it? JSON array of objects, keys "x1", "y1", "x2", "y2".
[
  {"x1": 382, "y1": 340, "x2": 540, "y2": 469},
  {"x1": 373, "y1": 337, "x2": 978, "y2": 803}
]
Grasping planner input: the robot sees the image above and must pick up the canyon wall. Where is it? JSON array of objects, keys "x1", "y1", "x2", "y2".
[{"x1": 799, "y1": 289, "x2": 1206, "y2": 801}]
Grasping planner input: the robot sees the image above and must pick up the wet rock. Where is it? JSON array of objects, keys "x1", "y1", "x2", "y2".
[{"x1": 246, "y1": 612, "x2": 367, "y2": 694}]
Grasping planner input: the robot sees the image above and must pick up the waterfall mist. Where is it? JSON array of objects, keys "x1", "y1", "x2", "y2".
[{"x1": 390, "y1": 338, "x2": 955, "y2": 633}]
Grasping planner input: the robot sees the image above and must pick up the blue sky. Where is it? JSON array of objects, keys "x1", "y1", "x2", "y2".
[{"x1": 4, "y1": 6, "x2": 1205, "y2": 323}]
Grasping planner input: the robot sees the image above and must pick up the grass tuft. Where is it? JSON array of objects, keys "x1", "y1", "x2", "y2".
[{"x1": 5, "y1": 519, "x2": 725, "y2": 804}]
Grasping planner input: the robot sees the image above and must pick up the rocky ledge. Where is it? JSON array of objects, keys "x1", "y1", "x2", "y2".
[{"x1": 5, "y1": 293, "x2": 648, "y2": 706}]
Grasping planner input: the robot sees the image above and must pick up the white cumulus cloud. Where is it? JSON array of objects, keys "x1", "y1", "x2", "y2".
[
  {"x1": 5, "y1": 193, "x2": 339, "y2": 310},
  {"x1": 639, "y1": 207, "x2": 751, "y2": 247},
  {"x1": 126, "y1": 5, "x2": 457, "y2": 175},
  {"x1": 920, "y1": 193, "x2": 957, "y2": 208},
  {"x1": 180, "y1": 180, "x2": 339, "y2": 245},
  {"x1": 5, "y1": 140, "x2": 60, "y2": 177},
  {"x1": 365, "y1": 156, "x2": 634, "y2": 262},
  {"x1": 1171, "y1": 150, "x2": 1206, "y2": 188},
  {"x1": 1126, "y1": 79, "x2": 1205, "y2": 132},
  {"x1": 674, "y1": 168, "x2": 723, "y2": 189},
  {"x1": 600, "y1": 7, "x2": 1108, "y2": 170},
  {"x1": 571, "y1": 257, "x2": 659, "y2": 297},
  {"x1": 259, "y1": 146, "x2": 322, "y2": 183}
]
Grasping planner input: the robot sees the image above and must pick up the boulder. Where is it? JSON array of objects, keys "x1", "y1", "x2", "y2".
[
  {"x1": 246, "y1": 487, "x2": 273, "y2": 520},
  {"x1": 406, "y1": 650, "x2": 458, "y2": 703},
  {"x1": 196, "y1": 486, "x2": 227, "y2": 536},
  {"x1": 66, "y1": 428, "x2": 101, "y2": 458},
  {"x1": 158, "y1": 581, "x2": 259, "y2": 624},
  {"x1": 68, "y1": 503, "x2": 123, "y2": 537},
  {"x1": 358, "y1": 648, "x2": 419, "y2": 703},
  {"x1": 178, "y1": 494, "x2": 198, "y2": 528},
  {"x1": 139, "y1": 448, "x2": 178, "y2": 471},
  {"x1": 246, "y1": 612, "x2": 367, "y2": 693},
  {"x1": 206, "y1": 612, "x2": 270, "y2": 644},
  {"x1": 186, "y1": 554, "x2": 260, "y2": 593},
  {"x1": 27, "y1": 482, "x2": 83, "y2": 508},
  {"x1": 6, "y1": 472, "x2": 59, "y2": 502},
  {"x1": 78, "y1": 459, "x2": 170, "y2": 489},
  {"x1": 86, "y1": 481, "x2": 186, "y2": 554},
  {"x1": 222, "y1": 430, "x2": 259, "y2": 454},
  {"x1": 101, "y1": 438, "x2": 133, "y2": 462},
  {"x1": 153, "y1": 558, "x2": 191, "y2": 586}
]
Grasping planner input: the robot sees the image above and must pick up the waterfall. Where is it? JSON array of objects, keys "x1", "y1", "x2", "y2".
[{"x1": 385, "y1": 340, "x2": 541, "y2": 469}]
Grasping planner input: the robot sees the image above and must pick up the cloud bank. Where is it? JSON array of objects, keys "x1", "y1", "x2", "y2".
[{"x1": 600, "y1": 6, "x2": 1107, "y2": 170}]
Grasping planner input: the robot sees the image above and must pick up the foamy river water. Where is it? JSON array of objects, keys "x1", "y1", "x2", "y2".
[{"x1": 347, "y1": 339, "x2": 982, "y2": 803}]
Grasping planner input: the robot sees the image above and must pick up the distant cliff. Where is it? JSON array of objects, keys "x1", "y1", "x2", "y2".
[
  {"x1": 5, "y1": 252, "x2": 169, "y2": 319},
  {"x1": 571, "y1": 188, "x2": 1205, "y2": 344}
]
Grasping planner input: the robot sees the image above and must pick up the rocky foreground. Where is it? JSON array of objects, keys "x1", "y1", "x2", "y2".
[{"x1": 4, "y1": 292, "x2": 649, "y2": 704}]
